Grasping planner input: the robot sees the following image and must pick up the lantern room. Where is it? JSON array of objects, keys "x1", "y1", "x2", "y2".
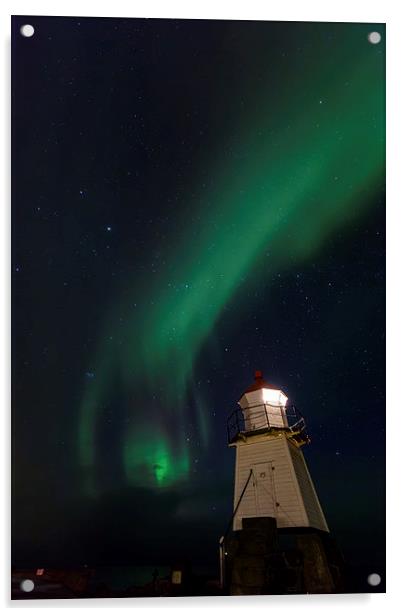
[{"x1": 238, "y1": 370, "x2": 289, "y2": 431}]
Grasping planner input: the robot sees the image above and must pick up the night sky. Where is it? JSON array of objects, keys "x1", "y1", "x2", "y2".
[{"x1": 12, "y1": 16, "x2": 385, "y2": 585}]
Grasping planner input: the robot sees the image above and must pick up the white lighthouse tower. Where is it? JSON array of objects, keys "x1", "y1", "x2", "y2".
[{"x1": 228, "y1": 370, "x2": 328, "y2": 533}]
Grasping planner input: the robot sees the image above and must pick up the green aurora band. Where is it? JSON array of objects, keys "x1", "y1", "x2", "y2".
[{"x1": 79, "y1": 25, "x2": 385, "y2": 496}]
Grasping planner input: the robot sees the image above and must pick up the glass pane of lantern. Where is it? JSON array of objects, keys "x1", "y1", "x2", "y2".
[{"x1": 262, "y1": 388, "x2": 288, "y2": 406}]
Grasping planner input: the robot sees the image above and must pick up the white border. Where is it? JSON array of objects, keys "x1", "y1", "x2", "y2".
[{"x1": 2, "y1": 1, "x2": 401, "y2": 613}]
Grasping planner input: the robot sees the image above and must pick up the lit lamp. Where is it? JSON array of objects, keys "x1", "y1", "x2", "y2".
[{"x1": 238, "y1": 371, "x2": 288, "y2": 431}]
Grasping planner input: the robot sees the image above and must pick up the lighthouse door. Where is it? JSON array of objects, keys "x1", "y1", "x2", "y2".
[{"x1": 252, "y1": 462, "x2": 276, "y2": 518}]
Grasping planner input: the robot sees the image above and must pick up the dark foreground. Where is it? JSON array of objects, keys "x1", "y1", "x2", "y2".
[{"x1": 11, "y1": 562, "x2": 385, "y2": 599}]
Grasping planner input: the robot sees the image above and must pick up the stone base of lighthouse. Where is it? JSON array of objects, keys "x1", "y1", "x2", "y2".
[{"x1": 224, "y1": 517, "x2": 343, "y2": 594}]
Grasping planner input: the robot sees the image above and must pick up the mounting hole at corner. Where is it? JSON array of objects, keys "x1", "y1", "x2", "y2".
[
  {"x1": 20, "y1": 579, "x2": 35, "y2": 592},
  {"x1": 368, "y1": 31, "x2": 381, "y2": 45},
  {"x1": 20, "y1": 24, "x2": 35, "y2": 38},
  {"x1": 367, "y1": 573, "x2": 381, "y2": 587}
]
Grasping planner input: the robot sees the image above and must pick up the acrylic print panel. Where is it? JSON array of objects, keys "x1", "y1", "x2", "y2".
[{"x1": 11, "y1": 16, "x2": 385, "y2": 598}]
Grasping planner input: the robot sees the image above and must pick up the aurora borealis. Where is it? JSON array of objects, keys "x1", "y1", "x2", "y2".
[
  {"x1": 13, "y1": 16, "x2": 385, "y2": 588},
  {"x1": 78, "y1": 19, "x2": 384, "y2": 496}
]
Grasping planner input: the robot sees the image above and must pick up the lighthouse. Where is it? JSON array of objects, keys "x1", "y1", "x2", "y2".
[
  {"x1": 221, "y1": 371, "x2": 341, "y2": 594},
  {"x1": 228, "y1": 370, "x2": 328, "y2": 533}
]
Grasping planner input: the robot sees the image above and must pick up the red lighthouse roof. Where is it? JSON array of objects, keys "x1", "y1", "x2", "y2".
[{"x1": 243, "y1": 370, "x2": 278, "y2": 394}]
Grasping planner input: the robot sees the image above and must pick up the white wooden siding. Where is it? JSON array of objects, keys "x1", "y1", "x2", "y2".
[
  {"x1": 287, "y1": 442, "x2": 329, "y2": 532},
  {"x1": 233, "y1": 434, "x2": 328, "y2": 532}
]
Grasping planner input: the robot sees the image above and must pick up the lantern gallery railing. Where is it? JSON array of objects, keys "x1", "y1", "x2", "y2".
[{"x1": 227, "y1": 403, "x2": 308, "y2": 444}]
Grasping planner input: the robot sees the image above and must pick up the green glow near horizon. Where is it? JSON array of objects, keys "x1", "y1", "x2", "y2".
[
  {"x1": 123, "y1": 428, "x2": 190, "y2": 488},
  {"x1": 78, "y1": 25, "x2": 385, "y2": 496}
]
